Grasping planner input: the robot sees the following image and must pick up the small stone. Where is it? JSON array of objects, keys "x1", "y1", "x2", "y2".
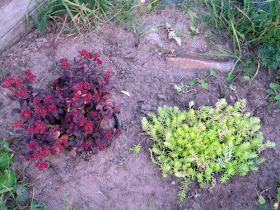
[
  {"x1": 22, "y1": 49, "x2": 30, "y2": 55},
  {"x1": 35, "y1": 38, "x2": 47, "y2": 43},
  {"x1": 70, "y1": 148, "x2": 77, "y2": 158},
  {"x1": 44, "y1": 43, "x2": 51, "y2": 48},
  {"x1": 167, "y1": 55, "x2": 235, "y2": 72},
  {"x1": 171, "y1": 181, "x2": 176, "y2": 185},
  {"x1": 124, "y1": 51, "x2": 137, "y2": 61},
  {"x1": 143, "y1": 25, "x2": 165, "y2": 48},
  {"x1": 141, "y1": 104, "x2": 152, "y2": 112},
  {"x1": 113, "y1": 139, "x2": 120, "y2": 149},
  {"x1": 157, "y1": 94, "x2": 167, "y2": 100}
]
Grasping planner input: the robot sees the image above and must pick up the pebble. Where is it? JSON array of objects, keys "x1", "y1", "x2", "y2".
[
  {"x1": 143, "y1": 25, "x2": 165, "y2": 48},
  {"x1": 157, "y1": 94, "x2": 167, "y2": 100},
  {"x1": 23, "y1": 49, "x2": 30, "y2": 55},
  {"x1": 141, "y1": 104, "x2": 152, "y2": 112},
  {"x1": 35, "y1": 38, "x2": 47, "y2": 43}
]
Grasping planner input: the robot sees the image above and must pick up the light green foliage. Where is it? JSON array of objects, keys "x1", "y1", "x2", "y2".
[
  {"x1": 129, "y1": 144, "x2": 141, "y2": 154},
  {"x1": 142, "y1": 99, "x2": 275, "y2": 200}
]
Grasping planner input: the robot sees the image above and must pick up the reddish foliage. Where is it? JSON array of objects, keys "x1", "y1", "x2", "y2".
[
  {"x1": 1, "y1": 76, "x2": 24, "y2": 89},
  {"x1": 1, "y1": 50, "x2": 121, "y2": 171},
  {"x1": 13, "y1": 121, "x2": 23, "y2": 129},
  {"x1": 20, "y1": 109, "x2": 32, "y2": 118},
  {"x1": 24, "y1": 70, "x2": 36, "y2": 83}
]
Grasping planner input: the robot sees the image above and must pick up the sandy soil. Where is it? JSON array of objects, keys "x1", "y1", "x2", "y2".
[{"x1": 0, "y1": 6, "x2": 279, "y2": 210}]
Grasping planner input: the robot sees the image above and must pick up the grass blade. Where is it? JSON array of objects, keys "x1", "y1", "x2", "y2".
[
  {"x1": 61, "y1": 0, "x2": 82, "y2": 38},
  {"x1": 180, "y1": 52, "x2": 237, "y2": 58}
]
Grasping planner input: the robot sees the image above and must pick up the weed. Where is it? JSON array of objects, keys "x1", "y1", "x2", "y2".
[
  {"x1": 204, "y1": 33, "x2": 217, "y2": 45},
  {"x1": 244, "y1": 76, "x2": 251, "y2": 81},
  {"x1": 257, "y1": 179, "x2": 280, "y2": 209},
  {"x1": 0, "y1": 140, "x2": 37, "y2": 209},
  {"x1": 242, "y1": 56, "x2": 256, "y2": 75},
  {"x1": 174, "y1": 69, "x2": 216, "y2": 94},
  {"x1": 266, "y1": 78, "x2": 280, "y2": 106},
  {"x1": 187, "y1": 78, "x2": 197, "y2": 87},
  {"x1": 200, "y1": 79, "x2": 208, "y2": 89},
  {"x1": 173, "y1": 83, "x2": 187, "y2": 95},
  {"x1": 142, "y1": 99, "x2": 275, "y2": 201},
  {"x1": 259, "y1": 38, "x2": 280, "y2": 72},
  {"x1": 129, "y1": 144, "x2": 141, "y2": 154}
]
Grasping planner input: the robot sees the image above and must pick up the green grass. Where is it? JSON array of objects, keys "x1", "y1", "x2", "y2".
[
  {"x1": 29, "y1": 0, "x2": 163, "y2": 37},
  {"x1": 183, "y1": 0, "x2": 279, "y2": 73}
]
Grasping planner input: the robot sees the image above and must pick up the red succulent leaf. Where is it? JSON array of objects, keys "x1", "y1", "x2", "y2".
[{"x1": 3, "y1": 50, "x2": 121, "y2": 171}]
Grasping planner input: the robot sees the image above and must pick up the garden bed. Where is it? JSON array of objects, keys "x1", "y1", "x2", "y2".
[{"x1": 0, "y1": 5, "x2": 279, "y2": 210}]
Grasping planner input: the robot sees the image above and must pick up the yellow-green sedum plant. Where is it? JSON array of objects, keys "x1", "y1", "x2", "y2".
[{"x1": 141, "y1": 99, "x2": 275, "y2": 201}]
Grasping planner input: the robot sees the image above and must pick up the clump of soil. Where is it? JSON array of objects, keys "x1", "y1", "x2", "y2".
[{"x1": 0, "y1": 6, "x2": 279, "y2": 210}]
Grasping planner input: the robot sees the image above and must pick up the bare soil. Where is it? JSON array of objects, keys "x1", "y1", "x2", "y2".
[{"x1": 0, "y1": 6, "x2": 279, "y2": 210}]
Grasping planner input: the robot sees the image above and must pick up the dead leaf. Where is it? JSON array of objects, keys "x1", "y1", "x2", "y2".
[
  {"x1": 166, "y1": 22, "x2": 182, "y2": 47},
  {"x1": 121, "y1": 90, "x2": 130, "y2": 96},
  {"x1": 51, "y1": 131, "x2": 61, "y2": 140}
]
